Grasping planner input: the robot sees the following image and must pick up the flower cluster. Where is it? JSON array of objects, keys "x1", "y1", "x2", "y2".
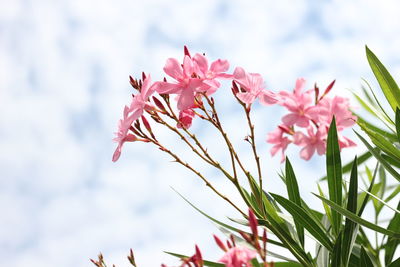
[
  {"x1": 112, "y1": 46, "x2": 355, "y2": 163},
  {"x1": 158, "y1": 209, "x2": 272, "y2": 267},
  {"x1": 267, "y1": 79, "x2": 356, "y2": 161}
]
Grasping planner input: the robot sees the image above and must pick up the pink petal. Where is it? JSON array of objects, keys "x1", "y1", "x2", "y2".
[
  {"x1": 112, "y1": 145, "x2": 122, "y2": 162},
  {"x1": 183, "y1": 55, "x2": 194, "y2": 77},
  {"x1": 193, "y1": 53, "x2": 208, "y2": 75},
  {"x1": 154, "y1": 81, "x2": 181, "y2": 94},
  {"x1": 294, "y1": 78, "x2": 306, "y2": 96},
  {"x1": 282, "y1": 113, "x2": 300, "y2": 126},
  {"x1": 210, "y1": 59, "x2": 229, "y2": 73},
  {"x1": 300, "y1": 145, "x2": 315, "y2": 161},
  {"x1": 237, "y1": 92, "x2": 256, "y2": 105},
  {"x1": 177, "y1": 88, "x2": 195, "y2": 110},
  {"x1": 163, "y1": 58, "x2": 183, "y2": 80},
  {"x1": 258, "y1": 90, "x2": 278, "y2": 105}
]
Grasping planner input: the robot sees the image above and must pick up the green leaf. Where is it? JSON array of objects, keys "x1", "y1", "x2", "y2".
[
  {"x1": 384, "y1": 200, "x2": 400, "y2": 265},
  {"x1": 396, "y1": 108, "x2": 400, "y2": 142},
  {"x1": 359, "y1": 246, "x2": 374, "y2": 267},
  {"x1": 164, "y1": 251, "x2": 224, "y2": 267},
  {"x1": 284, "y1": 158, "x2": 304, "y2": 247},
  {"x1": 356, "y1": 115, "x2": 397, "y2": 141},
  {"x1": 366, "y1": 46, "x2": 400, "y2": 112},
  {"x1": 274, "y1": 262, "x2": 303, "y2": 267},
  {"x1": 314, "y1": 194, "x2": 400, "y2": 238},
  {"x1": 271, "y1": 193, "x2": 334, "y2": 251},
  {"x1": 342, "y1": 157, "x2": 360, "y2": 266},
  {"x1": 357, "y1": 162, "x2": 378, "y2": 217},
  {"x1": 355, "y1": 131, "x2": 400, "y2": 182},
  {"x1": 326, "y1": 117, "x2": 343, "y2": 235},
  {"x1": 331, "y1": 231, "x2": 342, "y2": 267},
  {"x1": 387, "y1": 257, "x2": 400, "y2": 267},
  {"x1": 358, "y1": 121, "x2": 400, "y2": 161},
  {"x1": 320, "y1": 150, "x2": 372, "y2": 181},
  {"x1": 258, "y1": 218, "x2": 313, "y2": 267}
]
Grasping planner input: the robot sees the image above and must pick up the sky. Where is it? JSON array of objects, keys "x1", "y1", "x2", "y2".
[{"x1": 1, "y1": 0, "x2": 400, "y2": 266}]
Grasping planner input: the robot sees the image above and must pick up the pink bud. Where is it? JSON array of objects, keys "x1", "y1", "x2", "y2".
[
  {"x1": 213, "y1": 235, "x2": 228, "y2": 252},
  {"x1": 248, "y1": 209, "x2": 258, "y2": 238},
  {"x1": 184, "y1": 45, "x2": 191, "y2": 58}
]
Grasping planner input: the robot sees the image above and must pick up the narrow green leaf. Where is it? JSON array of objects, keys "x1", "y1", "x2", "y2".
[
  {"x1": 359, "y1": 246, "x2": 374, "y2": 267},
  {"x1": 250, "y1": 258, "x2": 261, "y2": 267},
  {"x1": 387, "y1": 257, "x2": 400, "y2": 267},
  {"x1": 320, "y1": 150, "x2": 371, "y2": 181},
  {"x1": 366, "y1": 46, "x2": 400, "y2": 112},
  {"x1": 362, "y1": 77, "x2": 396, "y2": 126},
  {"x1": 285, "y1": 158, "x2": 304, "y2": 247},
  {"x1": 359, "y1": 121, "x2": 400, "y2": 160},
  {"x1": 384, "y1": 200, "x2": 400, "y2": 265},
  {"x1": 271, "y1": 193, "x2": 334, "y2": 251},
  {"x1": 317, "y1": 184, "x2": 332, "y2": 226},
  {"x1": 331, "y1": 231, "x2": 342, "y2": 267},
  {"x1": 342, "y1": 156, "x2": 359, "y2": 266},
  {"x1": 396, "y1": 108, "x2": 400, "y2": 142},
  {"x1": 355, "y1": 131, "x2": 400, "y2": 182},
  {"x1": 326, "y1": 117, "x2": 343, "y2": 235},
  {"x1": 258, "y1": 219, "x2": 313, "y2": 267},
  {"x1": 356, "y1": 115, "x2": 397, "y2": 141},
  {"x1": 358, "y1": 162, "x2": 379, "y2": 217},
  {"x1": 274, "y1": 262, "x2": 303, "y2": 267},
  {"x1": 164, "y1": 251, "x2": 224, "y2": 267},
  {"x1": 314, "y1": 194, "x2": 400, "y2": 238}
]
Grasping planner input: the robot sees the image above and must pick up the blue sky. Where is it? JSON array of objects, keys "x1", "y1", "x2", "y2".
[{"x1": 1, "y1": 0, "x2": 400, "y2": 266}]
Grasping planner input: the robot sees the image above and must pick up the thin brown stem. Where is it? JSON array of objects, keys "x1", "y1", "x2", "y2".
[{"x1": 145, "y1": 135, "x2": 246, "y2": 217}]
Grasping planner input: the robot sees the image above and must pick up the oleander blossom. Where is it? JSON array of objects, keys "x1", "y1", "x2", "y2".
[
  {"x1": 219, "y1": 247, "x2": 257, "y2": 267},
  {"x1": 233, "y1": 67, "x2": 278, "y2": 106},
  {"x1": 112, "y1": 74, "x2": 155, "y2": 162},
  {"x1": 155, "y1": 47, "x2": 231, "y2": 111},
  {"x1": 268, "y1": 79, "x2": 356, "y2": 161}
]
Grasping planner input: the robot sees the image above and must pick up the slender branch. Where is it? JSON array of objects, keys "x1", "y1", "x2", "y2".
[{"x1": 144, "y1": 134, "x2": 246, "y2": 217}]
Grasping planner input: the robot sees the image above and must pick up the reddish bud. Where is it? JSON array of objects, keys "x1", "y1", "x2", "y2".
[
  {"x1": 232, "y1": 81, "x2": 239, "y2": 95},
  {"x1": 226, "y1": 240, "x2": 233, "y2": 249},
  {"x1": 127, "y1": 249, "x2": 137, "y2": 266},
  {"x1": 152, "y1": 96, "x2": 166, "y2": 111},
  {"x1": 184, "y1": 45, "x2": 191, "y2": 58},
  {"x1": 213, "y1": 234, "x2": 228, "y2": 252},
  {"x1": 320, "y1": 79, "x2": 336, "y2": 100},
  {"x1": 239, "y1": 231, "x2": 253, "y2": 245},
  {"x1": 314, "y1": 83, "x2": 319, "y2": 104},
  {"x1": 142, "y1": 72, "x2": 146, "y2": 81},
  {"x1": 248, "y1": 209, "x2": 259, "y2": 238},
  {"x1": 230, "y1": 234, "x2": 236, "y2": 247},
  {"x1": 141, "y1": 115, "x2": 152, "y2": 133},
  {"x1": 195, "y1": 245, "x2": 203, "y2": 266}
]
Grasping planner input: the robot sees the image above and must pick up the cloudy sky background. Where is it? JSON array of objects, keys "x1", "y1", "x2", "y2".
[{"x1": 1, "y1": 0, "x2": 400, "y2": 266}]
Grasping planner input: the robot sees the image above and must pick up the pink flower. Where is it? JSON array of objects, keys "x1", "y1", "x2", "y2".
[
  {"x1": 278, "y1": 78, "x2": 315, "y2": 127},
  {"x1": 130, "y1": 74, "x2": 157, "y2": 121},
  {"x1": 313, "y1": 96, "x2": 356, "y2": 130},
  {"x1": 113, "y1": 74, "x2": 155, "y2": 162},
  {"x1": 112, "y1": 106, "x2": 138, "y2": 162},
  {"x1": 192, "y1": 53, "x2": 231, "y2": 95},
  {"x1": 155, "y1": 56, "x2": 204, "y2": 111},
  {"x1": 293, "y1": 127, "x2": 327, "y2": 161},
  {"x1": 219, "y1": 247, "x2": 257, "y2": 267},
  {"x1": 266, "y1": 126, "x2": 292, "y2": 162},
  {"x1": 233, "y1": 67, "x2": 278, "y2": 106},
  {"x1": 177, "y1": 109, "x2": 195, "y2": 129}
]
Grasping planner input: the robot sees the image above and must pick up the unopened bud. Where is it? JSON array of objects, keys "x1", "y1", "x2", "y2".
[
  {"x1": 232, "y1": 81, "x2": 239, "y2": 95},
  {"x1": 213, "y1": 235, "x2": 227, "y2": 252},
  {"x1": 184, "y1": 45, "x2": 191, "y2": 58},
  {"x1": 142, "y1": 72, "x2": 146, "y2": 81},
  {"x1": 153, "y1": 96, "x2": 166, "y2": 111}
]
